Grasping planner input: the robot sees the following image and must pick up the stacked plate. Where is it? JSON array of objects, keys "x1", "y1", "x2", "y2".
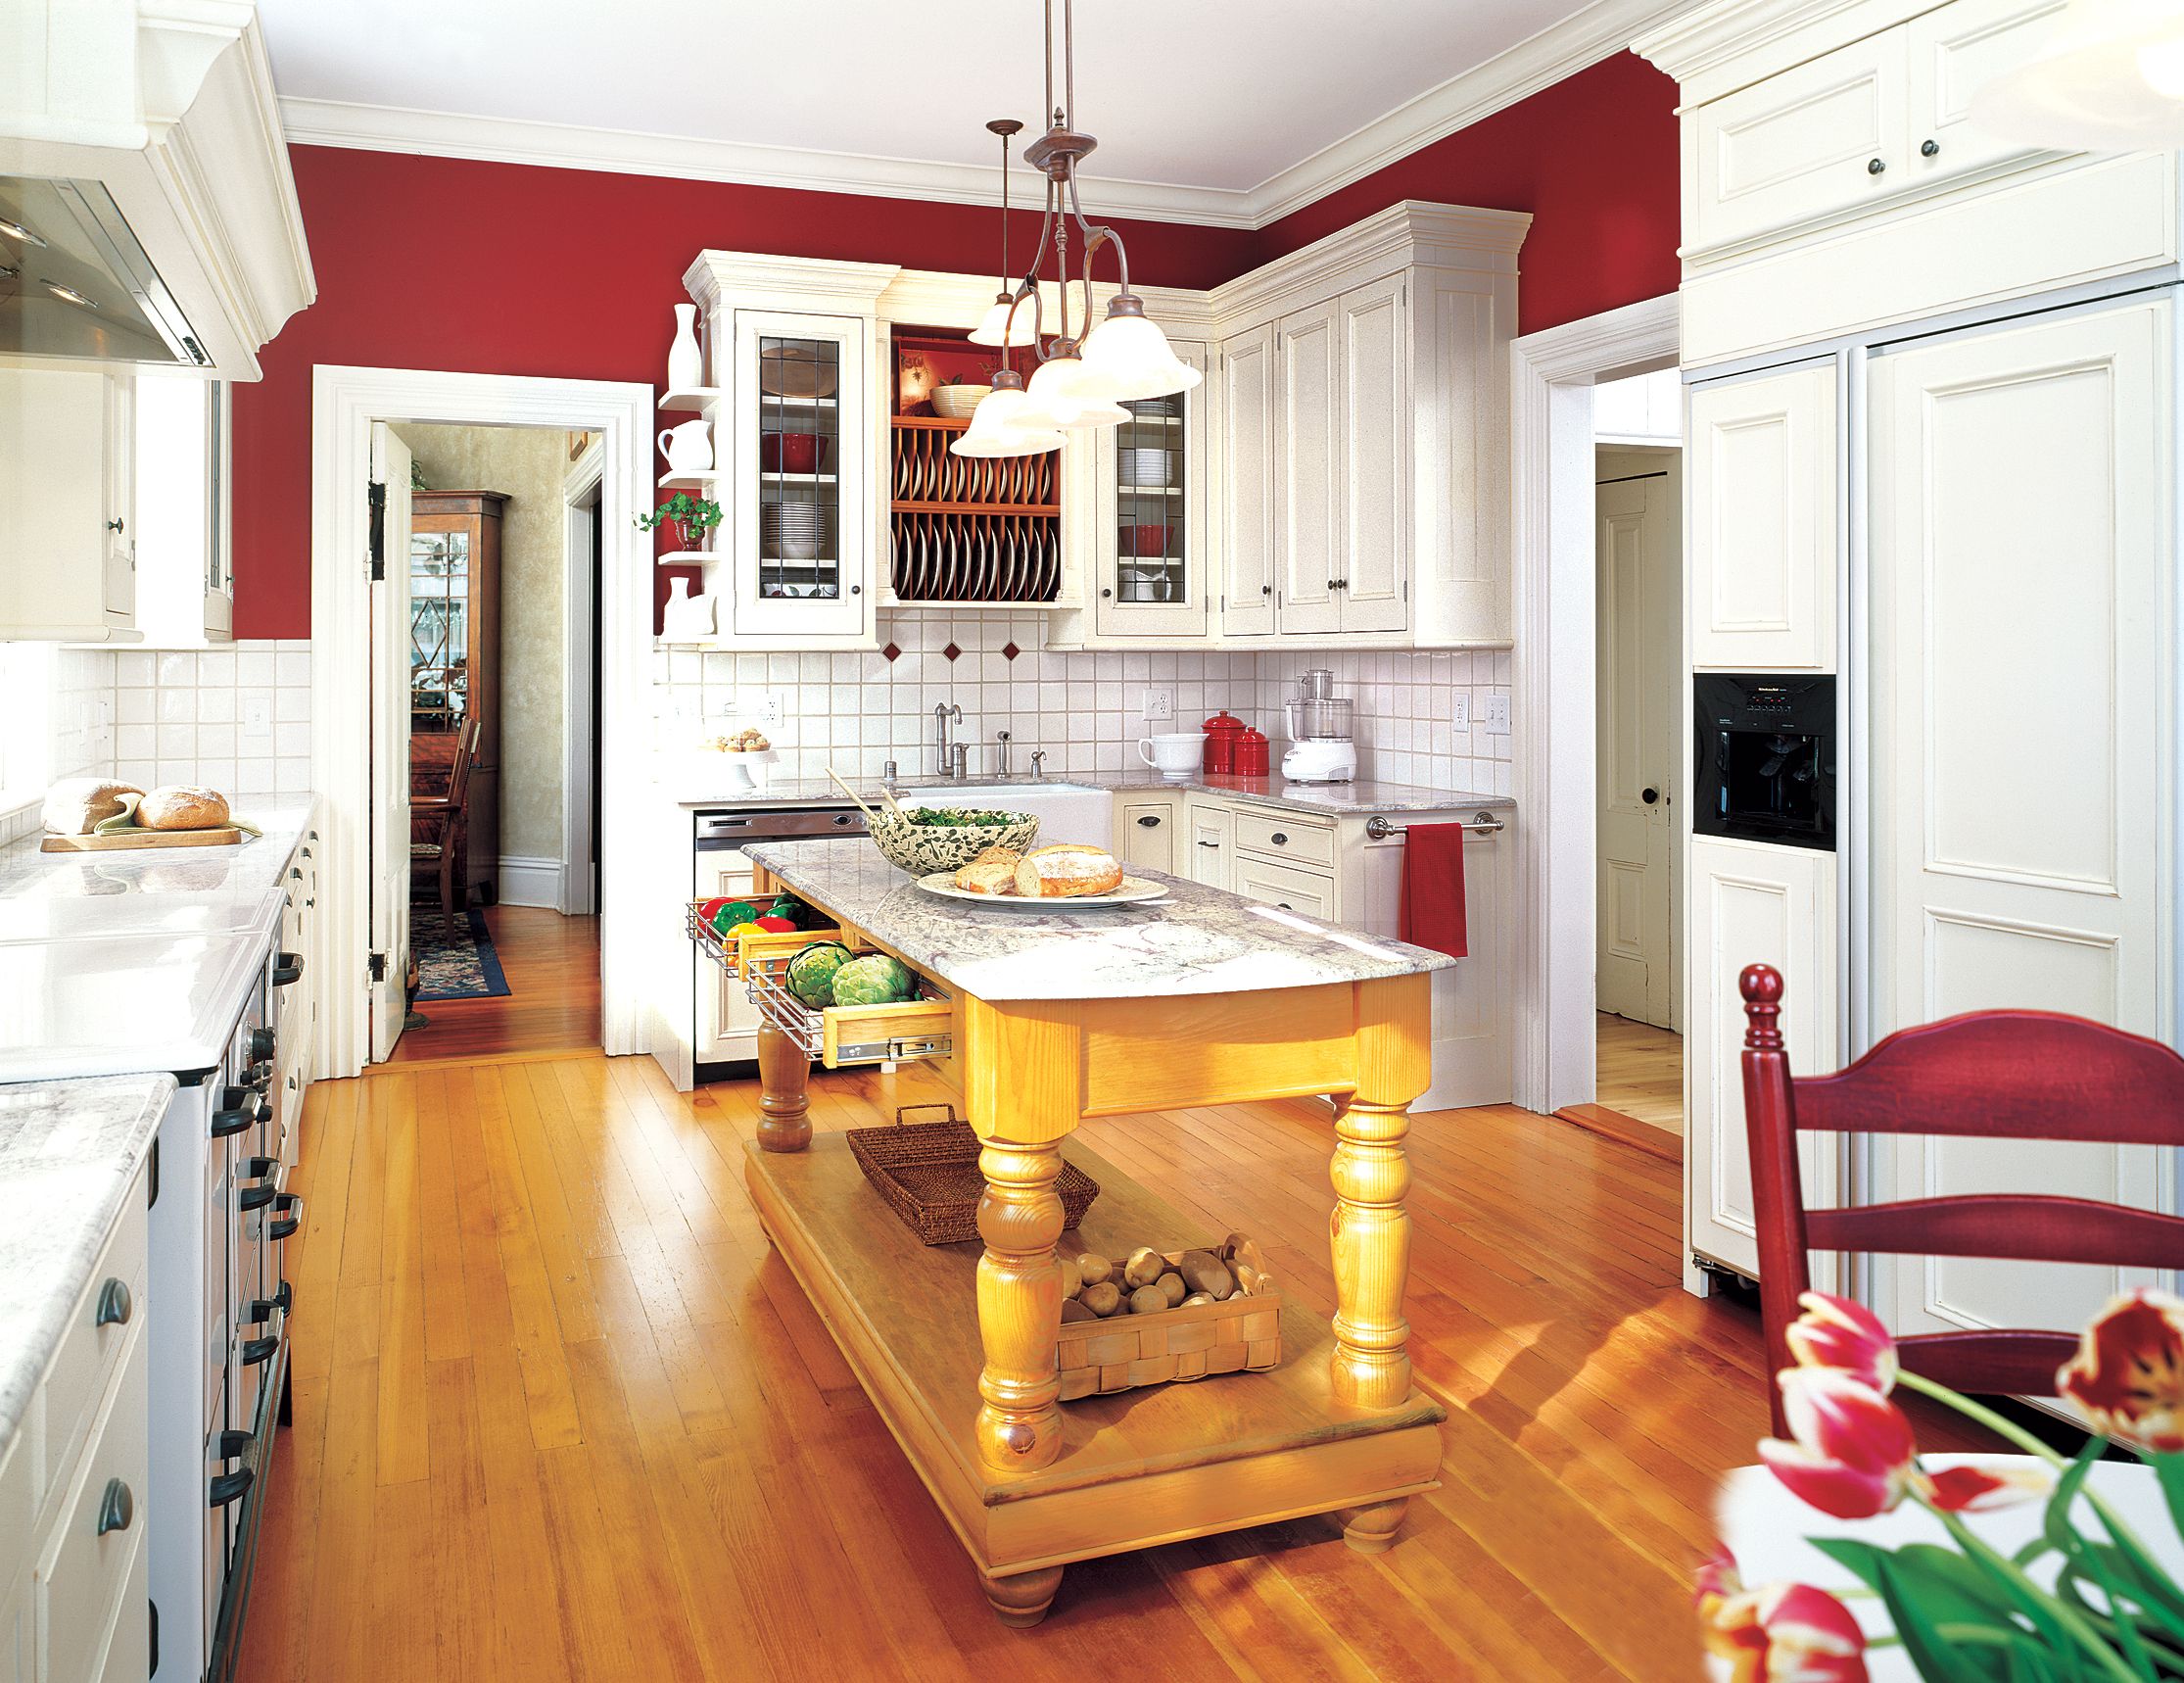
[
  {"x1": 762, "y1": 502, "x2": 835, "y2": 559},
  {"x1": 1117, "y1": 447, "x2": 1173, "y2": 487}
]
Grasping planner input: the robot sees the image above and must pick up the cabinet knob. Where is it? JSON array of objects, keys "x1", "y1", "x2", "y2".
[
  {"x1": 1326, "y1": 579, "x2": 1339, "y2": 592},
  {"x1": 1260, "y1": 584, "x2": 1272, "y2": 596},
  {"x1": 95, "y1": 1277, "x2": 132, "y2": 1327},
  {"x1": 1271, "y1": 832, "x2": 1288, "y2": 845},
  {"x1": 1101, "y1": 588, "x2": 1113, "y2": 599},
  {"x1": 850, "y1": 584, "x2": 862, "y2": 595},
  {"x1": 106, "y1": 517, "x2": 125, "y2": 534},
  {"x1": 97, "y1": 1478, "x2": 134, "y2": 1535},
  {"x1": 1921, "y1": 138, "x2": 1940, "y2": 158},
  {"x1": 1867, "y1": 157, "x2": 1886, "y2": 174}
]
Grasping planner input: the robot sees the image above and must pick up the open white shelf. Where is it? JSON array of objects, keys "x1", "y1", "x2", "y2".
[
  {"x1": 655, "y1": 551, "x2": 715, "y2": 566},
  {"x1": 658, "y1": 471, "x2": 724, "y2": 490},
  {"x1": 660, "y1": 387, "x2": 723, "y2": 412}
]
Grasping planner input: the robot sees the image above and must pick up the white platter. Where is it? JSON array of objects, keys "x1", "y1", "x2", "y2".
[{"x1": 913, "y1": 872, "x2": 1170, "y2": 908}]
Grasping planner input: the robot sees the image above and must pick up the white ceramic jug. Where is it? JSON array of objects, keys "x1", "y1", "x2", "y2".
[
  {"x1": 658, "y1": 418, "x2": 712, "y2": 475},
  {"x1": 660, "y1": 574, "x2": 716, "y2": 639},
  {"x1": 667, "y1": 303, "x2": 704, "y2": 391}
]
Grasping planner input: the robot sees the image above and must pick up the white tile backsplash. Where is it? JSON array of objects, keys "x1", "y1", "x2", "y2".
[{"x1": 110, "y1": 639, "x2": 312, "y2": 800}]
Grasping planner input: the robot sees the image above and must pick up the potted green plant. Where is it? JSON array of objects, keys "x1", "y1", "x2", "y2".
[{"x1": 635, "y1": 492, "x2": 723, "y2": 551}]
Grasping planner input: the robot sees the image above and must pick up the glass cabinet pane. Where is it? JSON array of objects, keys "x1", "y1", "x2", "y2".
[
  {"x1": 755, "y1": 334, "x2": 841, "y2": 601},
  {"x1": 1114, "y1": 395, "x2": 1185, "y2": 604},
  {"x1": 409, "y1": 528, "x2": 471, "y2": 733}
]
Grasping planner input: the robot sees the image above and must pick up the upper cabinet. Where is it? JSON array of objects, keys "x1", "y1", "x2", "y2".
[
  {"x1": 0, "y1": 2, "x2": 315, "y2": 378},
  {"x1": 1216, "y1": 324, "x2": 1278, "y2": 638},
  {"x1": 1090, "y1": 340, "x2": 1211, "y2": 639},
  {"x1": 0, "y1": 364, "x2": 136, "y2": 641}
]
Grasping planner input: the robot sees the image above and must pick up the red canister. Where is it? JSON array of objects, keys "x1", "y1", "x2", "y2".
[
  {"x1": 1202, "y1": 710, "x2": 1245, "y2": 773},
  {"x1": 1234, "y1": 727, "x2": 1270, "y2": 777}
]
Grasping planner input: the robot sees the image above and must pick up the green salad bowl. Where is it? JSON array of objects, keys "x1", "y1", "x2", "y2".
[{"x1": 870, "y1": 806, "x2": 1040, "y2": 876}]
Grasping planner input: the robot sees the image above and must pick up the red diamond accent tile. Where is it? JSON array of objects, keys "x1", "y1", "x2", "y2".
[
  {"x1": 942, "y1": 642, "x2": 962, "y2": 662},
  {"x1": 881, "y1": 643, "x2": 901, "y2": 661},
  {"x1": 1002, "y1": 642, "x2": 1021, "y2": 661}
]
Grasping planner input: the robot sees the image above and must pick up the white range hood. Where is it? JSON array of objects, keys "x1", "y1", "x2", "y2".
[{"x1": 1, "y1": 0, "x2": 315, "y2": 378}]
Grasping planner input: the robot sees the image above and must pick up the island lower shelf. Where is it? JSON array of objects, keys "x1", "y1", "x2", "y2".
[{"x1": 743, "y1": 1130, "x2": 1448, "y2": 1584}]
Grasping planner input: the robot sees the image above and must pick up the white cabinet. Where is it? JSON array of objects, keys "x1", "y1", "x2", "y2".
[
  {"x1": 131, "y1": 371, "x2": 233, "y2": 645},
  {"x1": 694, "y1": 846, "x2": 764, "y2": 1066},
  {"x1": 1904, "y1": 0, "x2": 2067, "y2": 184},
  {"x1": 1274, "y1": 300, "x2": 1343, "y2": 637},
  {"x1": 1116, "y1": 794, "x2": 1180, "y2": 875},
  {"x1": 1092, "y1": 341, "x2": 1211, "y2": 638},
  {"x1": 1184, "y1": 800, "x2": 1233, "y2": 890},
  {"x1": 1336, "y1": 275, "x2": 1410, "y2": 634},
  {"x1": 1685, "y1": 835, "x2": 1840, "y2": 1281},
  {"x1": 1868, "y1": 296, "x2": 2173, "y2": 1342},
  {"x1": 1687, "y1": 361, "x2": 1837, "y2": 670},
  {"x1": 1216, "y1": 325, "x2": 1277, "y2": 637},
  {"x1": 0, "y1": 366, "x2": 136, "y2": 641}
]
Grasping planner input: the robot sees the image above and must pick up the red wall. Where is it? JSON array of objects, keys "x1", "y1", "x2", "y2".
[
  {"x1": 1248, "y1": 53, "x2": 1682, "y2": 337},
  {"x1": 231, "y1": 52, "x2": 1678, "y2": 636}
]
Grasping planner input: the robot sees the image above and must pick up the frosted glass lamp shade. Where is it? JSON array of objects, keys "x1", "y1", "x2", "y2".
[
  {"x1": 1081, "y1": 305, "x2": 1205, "y2": 401},
  {"x1": 968, "y1": 294, "x2": 1035, "y2": 349},
  {"x1": 948, "y1": 380, "x2": 1063, "y2": 457},
  {"x1": 1972, "y1": 0, "x2": 2184, "y2": 149},
  {"x1": 1016, "y1": 354, "x2": 1127, "y2": 430}
]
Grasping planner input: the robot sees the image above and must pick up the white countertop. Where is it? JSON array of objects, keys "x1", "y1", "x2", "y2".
[{"x1": 672, "y1": 771, "x2": 1511, "y2": 820}]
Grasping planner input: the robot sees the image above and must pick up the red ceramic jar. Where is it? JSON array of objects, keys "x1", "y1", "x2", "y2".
[
  {"x1": 1234, "y1": 727, "x2": 1270, "y2": 777},
  {"x1": 1202, "y1": 710, "x2": 1245, "y2": 773}
]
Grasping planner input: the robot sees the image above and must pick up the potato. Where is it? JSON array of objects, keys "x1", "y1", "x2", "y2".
[
  {"x1": 1081, "y1": 1280, "x2": 1122, "y2": 1318},
  {"x1": 1060, "y1": 1298, "x2": 1097, "y2": 1323},
  {"x1": 1060, "y1": 1255, "x2": 1082, "y2": 1300},
  {"x1": 1155, "y1": 1272, "x2": 1186, "y2": 1307},
  {"x1": 1074, "y1": 1252, "x2": 1115, "y2": 1287},
  {"x1": 1127, "y1": 1283, "x2": 1169, "y2": 1316},
  {"x1": 1122, "y1": 1247, "x2": 1166, "y2": 1289},
  {"x1": 1180, "y1": 1291, "x2": 1216, "y2": 1307},
  {"x1": 1178, "y1": 1251, "x2": 1234, "y2": 1300}
]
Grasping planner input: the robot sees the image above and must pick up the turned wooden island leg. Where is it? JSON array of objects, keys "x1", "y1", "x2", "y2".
[
  {"x1": 1337, "y1": 1498, "x2": 1410, "y2": 1554},
  {"x1": 754, "y1": 1021, "x2": 812, "y2": 1152},
  {"x1": 973, "y1": 1137, "x2": 1067, "y2": 1474},
  {"x1": 979, "y1": 1564, "x2": 1065, "y2": 1628},
  {"x1": 1329, "y1": 1092, "x2": 1416, "y2": 1410}
]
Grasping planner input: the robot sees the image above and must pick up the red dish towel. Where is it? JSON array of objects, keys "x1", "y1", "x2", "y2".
[{"x1": 1399, "y1": 821, "x2": 1468, "y2": 958}]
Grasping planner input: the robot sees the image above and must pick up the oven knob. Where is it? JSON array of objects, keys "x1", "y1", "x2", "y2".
[{"x1": 248, "y1": 1027, "x2": 276, "y2": 1062}]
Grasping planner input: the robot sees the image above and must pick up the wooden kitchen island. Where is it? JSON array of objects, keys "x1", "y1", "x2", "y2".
[{"x1": 734, "y1": 842, "x2": 1455, "y2": 1627}]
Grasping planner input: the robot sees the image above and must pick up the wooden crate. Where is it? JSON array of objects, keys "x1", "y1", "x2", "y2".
[{"x1": 1057, "y1": 1250, "x2": 1282, "y2": 1401}]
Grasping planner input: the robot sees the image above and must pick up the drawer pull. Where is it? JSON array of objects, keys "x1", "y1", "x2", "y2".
[
  {"x1": 1921, "y1": 138, "x2": 1939, "y2": 158},
  {"x1": 95, "y1": 1277, "x2": 132, "y2": 1327},
  {"x1": 1197, "y1": 840, "x2": 1219, "y2": 848},
  {"x1": 1270, "y1": 832, "x2": 1288, "y2": 845},
  {"x1": 1867, "y1": 156, "x2": 1886, "y2": 174},
  {"x1": 209, "y1": 1467, "x2": 254, "y2": 1509},
  {"x1": 269, "y1": 1191, "x2": 303, "y2": 1242},
  {"x1": 272, "y1": 952, "x2": 304, "y2": 986},
  {"x1": 1136, "y1": 814, "x2": 1161, "y2": 828},
  {"x1": 97, "y1": 1478, "x2": 134, "y2": 1535}
]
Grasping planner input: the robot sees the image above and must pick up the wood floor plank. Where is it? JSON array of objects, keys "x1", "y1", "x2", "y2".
[{"x1": 375, "y1": 1071, "x2": 430, "y2": 1486}]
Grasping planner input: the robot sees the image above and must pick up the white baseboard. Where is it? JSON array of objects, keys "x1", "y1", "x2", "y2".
[{"x1": 498, "y1": 854, "x2": 564, "y2": 909}]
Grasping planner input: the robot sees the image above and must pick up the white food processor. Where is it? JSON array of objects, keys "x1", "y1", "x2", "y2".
[{"x1": 1281, "y1": 670, "x2": 1358, "y2": 784}]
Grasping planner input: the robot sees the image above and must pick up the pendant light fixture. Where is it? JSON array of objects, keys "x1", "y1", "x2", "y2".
[
  {"x1": 955, "y1": 119, "x2": 1062, "y2": 457},
  {"x1": 968, "y1": 120, "x2": 1032, "y2": 350},
  {"x1": 1971, "y1": 0, "x2": 2184, "y2": 150}
]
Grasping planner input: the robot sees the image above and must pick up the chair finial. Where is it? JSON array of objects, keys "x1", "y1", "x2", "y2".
[{"x1": 1741, "y1": 963, "x2": 1784, "y2": 1050}]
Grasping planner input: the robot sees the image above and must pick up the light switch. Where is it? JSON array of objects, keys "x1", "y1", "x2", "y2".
[
  {"x1": 1142, "y1": 687, "x2": 1174, "y2": 722},
  {"x1": 242, "y1": 697, "x2": 272, "y2": 739},
  {"x1": 1483, "y1": 694, "x2": 1511, "y2": 736}
]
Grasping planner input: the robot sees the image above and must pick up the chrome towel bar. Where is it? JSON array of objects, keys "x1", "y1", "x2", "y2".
[{"x1": 1365, "y1": 810, "x2": 1506, "y2": 840}]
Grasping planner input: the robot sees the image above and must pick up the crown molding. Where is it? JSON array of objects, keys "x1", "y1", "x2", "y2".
[{"x1": 278, "y1": 0, "x2": 1699, "y2": 235}]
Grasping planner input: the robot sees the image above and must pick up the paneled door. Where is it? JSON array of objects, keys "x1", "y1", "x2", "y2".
[
  {"x1": 1275, "y1": 299, "x2": 1342, "y2": 637},
  {"x1": 1218, "y1": 324, "x2": 1277, "y2": 637},
  {"x1": 367, "y1": 422, "x2": 415, "y2": 1062},
  {"x1": 1337, "y1": 274, "x2": 1409, "y2": 633},
  {"x1": 1869, "y1": 294, "x2": 2174, "y2": 1342},
  {"x1": 1094, "y1": 339, "x2": 1210, "y2": 638},
  {"x1": 1596, "y1": 462, "x2": 1681, "y2": 1029},
  {"x1": 1687, "y1": 360, "x2": 1838, "y2": 670}
]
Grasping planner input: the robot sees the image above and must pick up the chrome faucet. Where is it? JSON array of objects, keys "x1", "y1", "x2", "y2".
[
  {"x1": 932, "y1": 702, "x2": 964, "y2": 779},
  {"x1": 1029, "y1": 748, "x2": 1046, "y2": 781}
]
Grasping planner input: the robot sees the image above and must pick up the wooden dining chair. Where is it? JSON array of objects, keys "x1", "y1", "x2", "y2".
[
  {"x1": 1740, "y1": 962, "x2": 2184, "y2": 1434},
  {"x1": 410, "y1": 714, "x2": 482, "y2": 934}
]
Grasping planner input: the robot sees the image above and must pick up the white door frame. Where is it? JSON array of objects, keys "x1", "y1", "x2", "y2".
[
  {"x1": 1508, "y1": 293, "x2": 1681, "y2": 1115},
  {"x1": 310, "y1": 365, "x2": 654, "y2": 1078},
  {"x1": 562, "y1": 435, "x2": 605, "y2": 917}
]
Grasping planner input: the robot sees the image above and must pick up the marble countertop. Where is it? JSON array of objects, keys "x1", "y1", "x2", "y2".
[
  {"x1": 675, "y1": 772, "x2": 1510, "y2": 821},
  {"x1": 0, "y1": 1074, "x2": 173, "y2": 1458},
  {"x1": 0, "y1": 795, "x2": 318, "y2": 1082},
  {"x1": 745, "y1": 839, "x2": 1455, "y2": 1002}
]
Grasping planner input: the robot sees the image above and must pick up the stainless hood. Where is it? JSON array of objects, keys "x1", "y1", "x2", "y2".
[{"x1": 0, "y1": 175, "x2": 209, "y2": 365}]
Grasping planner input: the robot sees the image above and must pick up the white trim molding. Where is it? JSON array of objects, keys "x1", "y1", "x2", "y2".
[
  {"x1": 279, "y1": 0, "x2": 1692, "y2": 233},
  {"x1": 497, "y1": 855, "x2": 565, "y2": 911},
  {"x1": 1508, "y1": 292, "x2": 1682, "y2": 1117},
  {"x1": 561, "y1": 437, "x2": 605, "y2": 919},
  {"x1": 310, "y1": 365, "x2": 654, "y2": 1080}
]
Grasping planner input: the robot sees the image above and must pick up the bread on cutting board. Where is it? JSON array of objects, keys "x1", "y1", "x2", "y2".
[
  {"x1": 137, "y1": 786, "x2": 232, "y2": 831},
  {"x1": 41, "y1": 779, "x2": 142, "y2": 836}
]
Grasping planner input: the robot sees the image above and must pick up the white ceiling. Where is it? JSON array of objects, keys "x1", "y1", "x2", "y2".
[{"x1": 260, "y1": 0, "x2": 1679, "y2": 226}]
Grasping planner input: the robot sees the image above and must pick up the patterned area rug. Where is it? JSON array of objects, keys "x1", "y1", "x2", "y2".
[{"x1": 411, "y1": 908, "x2": 512, "y2": 1001}]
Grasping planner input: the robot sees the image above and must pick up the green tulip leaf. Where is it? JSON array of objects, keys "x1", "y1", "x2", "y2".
[{"x1": 1876, "y1": 1552, "x2": 2022, "y2": 1683}]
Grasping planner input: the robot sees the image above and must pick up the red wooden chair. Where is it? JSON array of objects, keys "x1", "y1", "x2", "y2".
[{"x1": 1740, "y1": 961, "x2": 2184, "y2": 1435}]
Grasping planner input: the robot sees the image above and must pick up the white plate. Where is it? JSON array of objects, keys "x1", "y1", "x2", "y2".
[{"x1": 914, "y1": 872, "x2": 1170, "y2": 907}]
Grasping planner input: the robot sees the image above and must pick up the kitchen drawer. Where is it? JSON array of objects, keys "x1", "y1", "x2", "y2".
[
  {"x1": 39, "y1": 1314, "x2": 148, "y2": 1683},
  {"x1": 42, "y1": 1178, "x2": 146, "y2": 1504},
  {"x1": 746, "y1": 941, "x2": 953, "y2": 1070},
  {"x1": 1231, "y1": 855, "x2": 1338, "y2": 921},
  {"x1": 1232, "y1": 809, "x2": 1335, "y2": 868},
  {"x1": 0, "y1": 1552, "x2": 27, "y2": 1683},
  {"x1": 90, "y1": 1519, "x2": 146, "y2": 1683}
]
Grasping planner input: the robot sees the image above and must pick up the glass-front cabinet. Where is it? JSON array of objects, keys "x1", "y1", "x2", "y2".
[
  {"x1": 1092, "y1": 338, "x2": 1211, "y2": 637},
  {"x1": 729, "y1": 309, "x2": 872, "y2": 639}
]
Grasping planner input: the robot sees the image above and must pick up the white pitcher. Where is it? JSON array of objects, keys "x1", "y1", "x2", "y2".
[
  {"x1": 657, "y1": 418, "x2": 712, "y2": 475},
  {"x1": 667, "y1": 303, "x2": 704, "y2": 391}
]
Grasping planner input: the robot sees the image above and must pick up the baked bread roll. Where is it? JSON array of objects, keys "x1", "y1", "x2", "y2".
[
  {"x1": 954, "y1": 845, "x2": 1022, "y2": 895},
  {"x1": 137, "y1": 786, "x2": 231, "y2": 831},
  {"x1": 1013, "y1": 843, "x2": 1123, "y2": 898},
  {"x1": 42, "y1": 779, "x2": 141, "y2": 836}
]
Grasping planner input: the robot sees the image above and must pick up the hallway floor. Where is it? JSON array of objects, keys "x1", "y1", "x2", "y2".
[{"x1": 388, "y1": 905, "x2": 600, "y2": 1066}]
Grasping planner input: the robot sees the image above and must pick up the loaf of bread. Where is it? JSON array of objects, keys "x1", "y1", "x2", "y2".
[
  {"x1": 953, "y1": 845, "x2": 1022, "y2": 895},
  {"x1": 136, "y1": 786, "x2": 231, "y2": 831},
  {"x1": 41, "y1": 779, "x2": 141, "y2": 836},
  {"x1": 1013, "y1": 843, "x2": 1123, "y2": 898}
]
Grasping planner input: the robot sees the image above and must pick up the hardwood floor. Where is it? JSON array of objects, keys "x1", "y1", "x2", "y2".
[
  {"x1": 1561, "y1": 1015, "x2": 1685, "y2": 1163},
  {"x1": 238, "y1": 1053, "x2": 1996, "y2": 1682},
  {"x1": 387, "y1": 906, "x2": 601, "y2": 1067}
]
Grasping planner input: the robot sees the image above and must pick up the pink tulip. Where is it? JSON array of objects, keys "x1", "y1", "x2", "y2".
[
  {"x1": 1785, "y1": 1292, "x2": 1898, "y2": 1395},
  {"x1": 2058, "y1": 1288, "x2": 2184, "y2": 1453},
  {"x1": 1698, "y1": 1568, "x2": 1871, "y2": 1683},
  {"x1": 1923, "y1": 1461, "x2": 2053, "y2": 1514},
  {"x1": 1760, "y1": 1369, "x2": 1920, "y2": 1519}
]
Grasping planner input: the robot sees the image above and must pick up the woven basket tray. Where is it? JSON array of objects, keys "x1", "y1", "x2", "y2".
[
  {"x1": 845, "y1": 1104, "x2": 1101, "y2": 1246},
  {"x1": 1057, "y1": 1250, "x2": 1282, "y2": 1399}
]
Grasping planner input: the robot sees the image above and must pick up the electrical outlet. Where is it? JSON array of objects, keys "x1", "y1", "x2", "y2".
[
  {"x1": 1483, "y1": 693, "x2": 1511, "y2": 736},
  {"x1": 1450, "y1": 693, "x2": 1470, "y2": 730},
  {"x1": 1142, "y1": 686, "x2": 1174, "y2": 722},
  {"x1": 242, "y1": 697, "x2": 272, "y2": 739}
]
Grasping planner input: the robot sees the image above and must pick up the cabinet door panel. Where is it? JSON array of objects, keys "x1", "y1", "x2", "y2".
[
  {"x1": 1686, "y1": 836, "x2": 1839, "y2": 1281},
  {"x1": 1095, "y1": 340, "x2": 1208, "y2": 637},
  {"x1": 1693, "y1": 30, "x2": 1908, "y2": 252},
  {"x1": 0, "y1": 366, "x2": 111, "y2": 635},
  {"x1": 1339, "y1": 276, "x2": 1409, "y2": 633},
  {"x1": 1118, "y1": 798, "x2": 1177, "y2": 875},
  {"x1": 1185, "y1": 801, "x2": 1232, "y2": 890},
  {"x1": 1870, "y1": 297, "x2": 2172, "y2": 1343},
  {"x1": 1219, "y1": 325, "x2": 1277, "y2": 637},
  {"x1": 103, "y1": 373, "x2": 135, "y2": 619},
  {"x1": 1688, "y1": 361, "x2": 1837, "y2": 670},
  {"x1": 1276, "y1": 301, "x2": 1342, "y2": 636},
  {"x1": 1905, "y1": 0, "x2": 2067, "y2": 186},
  {"x1": 695, "y1": 851, "x2": 761, "y2": 1058}
]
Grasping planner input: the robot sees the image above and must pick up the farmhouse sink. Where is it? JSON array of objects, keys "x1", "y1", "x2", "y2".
[{"x1": 895, "y1": 780, "x2": 1115, "y2": 851}]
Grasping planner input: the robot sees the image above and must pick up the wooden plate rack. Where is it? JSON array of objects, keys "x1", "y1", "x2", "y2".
[{"x1": 889, "y1": 415, "x2": 1061, "y2": 603}]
